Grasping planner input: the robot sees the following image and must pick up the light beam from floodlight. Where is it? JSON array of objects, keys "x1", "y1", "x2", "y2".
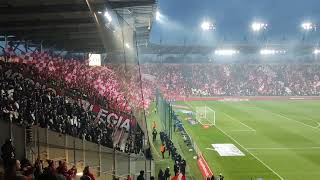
[
  {"x1": 156, "y1": 11, "x2": 161, "y2": 21},
  {"x1": 201, "y1": 21, "x2": 214, "y2": 31},
  {"x1": 251, "y1": 22, "x2": 268, "y2": 32},
  {"x1": 104, "y1": 11, "x2": 112, "y2": 22}
]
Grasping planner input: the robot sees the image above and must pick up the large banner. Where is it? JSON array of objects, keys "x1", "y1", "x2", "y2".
[{"x1": 197, "y1": 155, "x2": 214, "y2": 179}]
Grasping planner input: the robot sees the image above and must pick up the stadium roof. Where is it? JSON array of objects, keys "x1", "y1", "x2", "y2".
[{"x1": 0, "y1": 0, "x2": 156, "y2": 53}]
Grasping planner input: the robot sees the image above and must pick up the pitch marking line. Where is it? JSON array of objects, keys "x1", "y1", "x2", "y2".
[
  {"x1": 185, "y1": 102, "x2": 283, "y2": 180},
  {"x1": 228, "y1": 129, "x2": 257, "y2": 132},
  {"x1": 250, "y1": 106, "x2": 320, "y2": 131},
  {"x1": 219, "y1": 111, "x2": 256, "y2": 132},
  {"x1": 216, "y1": 126, "x2": 284, "y2": 180},
  {"x1": 247, "y1": 147, "x2": 320, "y2": 150}
]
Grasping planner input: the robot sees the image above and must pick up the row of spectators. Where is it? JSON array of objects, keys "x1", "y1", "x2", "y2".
[
  {"x1": 159, "y1": 132, "x2": 186, "y2": 177},
  {"x1": 0, "y1": 139, "x2": 95, "y2": 180},
  {"x1": 141, "y1": 63, "x2": 320, "y2": 98},
  {"x1": 0, "y1": 61, "x2": 143, "y2": 154}
]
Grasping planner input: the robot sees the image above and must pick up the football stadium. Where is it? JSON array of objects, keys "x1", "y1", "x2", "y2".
[{"x1": 0, "y1": 0, "x2": 320, "y2": 180}]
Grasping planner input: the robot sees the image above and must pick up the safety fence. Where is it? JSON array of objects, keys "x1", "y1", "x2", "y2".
[
  {"x1": 156, "y1": 89, "x2": 174, "y2": 139},
  {"x1": 0, "y1": 120, "x2": 154, "y2": 180}
]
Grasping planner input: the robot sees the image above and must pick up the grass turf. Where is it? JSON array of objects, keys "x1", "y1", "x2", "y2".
[{"x1": 173, "y1": 100, "x2": 320, "y2": 180}]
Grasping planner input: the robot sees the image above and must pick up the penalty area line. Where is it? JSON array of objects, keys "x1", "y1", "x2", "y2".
[
  {"x1": 247, "y1": 147, "x2": 320, "y2": 150},
  {"x1": 184, "y1": 102, "x2": 284, "y2": 179},
  {"x1": 215, "y1": 126, "x2": 284, "y2": 180},
  {"x1": 219, "y1": 111, "x2": 256, "y2": 132},
  {"x1": 250, "y1": 105, "x2": 320, "y2": 131},
  {"x1": 228, "y1": 129, "x2": 257, "y2": 132}
]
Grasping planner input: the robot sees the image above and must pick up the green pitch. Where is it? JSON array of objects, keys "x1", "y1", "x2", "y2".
[{"x1": 174, "y1": 100, "x2": 320, "y2": 180}]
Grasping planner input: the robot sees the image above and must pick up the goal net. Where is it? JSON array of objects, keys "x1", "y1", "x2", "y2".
[{"x1": 196, "y1": 106, "x2": 216, "y2": 126}]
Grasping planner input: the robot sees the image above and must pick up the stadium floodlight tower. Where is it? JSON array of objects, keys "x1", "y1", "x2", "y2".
[
  {"x1": 201, "y1": 20, "x2": 215, "y2": 31},
  {"x1": 251, "y1": 22, "x2": 268, "y2": 32},
  {"x1": 301, "y1": 22, "x2": 315, "y2": 31},
  {"x1": 301, "y1": 22, "x2": 316, "y2": 41},
  {"x1": 251, "y1": 21, "x2": 268, "y2": 42},
  {"x1": 314, "y1": 49, "x2": 320, "y2": 55},
  {"x1": 260, "y1": 49, "x2": 286, "y2": 55},
  {"x1": 215, "y1": 49, "x2": 239, "y2": 56}
]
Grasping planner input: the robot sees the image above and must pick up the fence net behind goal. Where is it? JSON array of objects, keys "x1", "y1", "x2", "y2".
[{"x1": 196, "y1": 106, "x2": 216, "y2": 126}]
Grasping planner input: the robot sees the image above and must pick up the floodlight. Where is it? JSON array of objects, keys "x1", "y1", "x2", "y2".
[
  {"x1": 97, "y1": 11, "x2": 102, "y2": 14},
  {"x1": 201, "y1": 21, "x2": 214, "y2": 31},
  {"x1": 313, "y1": 49, "x2": 320, "y2": 55},
  {"x1": 125, "y1": 43, "x2": 130, "y2": 49},
  {"x1": 104, "y1": 11, "x2": 112, "y2": 22},
  {"x1": 214, "y1": 49, "x2": 239, "y2": 56},
  {"x1": 260, "y1": 49, "x2": 275, "y2": 55},
  {"x1": 301, "y1": 22, "x2": 314, "y2": 31},
  {"x1": 251, "y1": 22, "x2": 268, "y2": 32},
  {"x1": 260, "y1": 49, "x2": 286, "y2": 55}
]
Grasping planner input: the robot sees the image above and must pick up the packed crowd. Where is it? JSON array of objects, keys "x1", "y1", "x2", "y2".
[
  {"x1": 3, "y1": 52, "x2": 152, "y2": 111},
  {"x1": 141, "y1": 63, "x2": 320, "y2": 98},
  {"x1": 0, "y1": 61, "x2": 143, "y2": 154},
  {"x1": 0, "y1": 139, "x2": 97, "y2": 180}
]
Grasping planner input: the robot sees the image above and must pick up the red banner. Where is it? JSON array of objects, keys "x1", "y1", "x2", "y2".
[{"x1": 197, "y1": 155, "x2": 213, "y2": 179}]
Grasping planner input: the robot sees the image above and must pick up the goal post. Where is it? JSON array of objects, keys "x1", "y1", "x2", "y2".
[{"x1": 196, "y1": 106, "x2": 216, "y2": 126}]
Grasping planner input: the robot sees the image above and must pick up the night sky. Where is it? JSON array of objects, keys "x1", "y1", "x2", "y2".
[{"x1": 150, "y1": 0, "x2": 320, "y2": 45}]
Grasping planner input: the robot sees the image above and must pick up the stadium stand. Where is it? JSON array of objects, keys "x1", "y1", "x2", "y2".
[
  {"x1": 141, "y1": 63, "x2": 320, "y2": 98},
  {"x1": 0, "y1": 58, "x2": 151, "y2": 179},
  {"x1": 0, "y1": 60, "x2": 144, "y2": 153}
]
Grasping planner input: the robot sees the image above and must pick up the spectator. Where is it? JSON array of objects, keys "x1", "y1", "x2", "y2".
[
  {"x1": 152, "y1": 129, "x2": 157, "y2": 142},
  {"x1": 158, "y1": 169, "x2": 164, "y2": 180},
  {"x1": 152, "y1": 121, "x2": 157, "y2": 129},
  {"x1": 80, "y1": 166, "x2": 95, "y2": 180},
  {"x1": 171, "y1": 172, "x2": 185, "y2": 180},
  {"x1": 137, "y1": 170, "x2": 144, "y2": 180},
  {"x1": 1, "y1": 139, "x2": 15, "y2": 169},
  {"x1": 218, "y1": 173, "x2": 224, "y2": 180},
  {"x1": 3, "y1": 158, "x2": 25, "y2": 180},
  {"x1": 160, "y1": 144, "x2": 166, "y2": 159},
  {"x1": 173, "y1": 162, "x2": 179, "y2": 175},
  {"x1": 127, "y1": 175, "x2": 132, "y2": 180},
  {"x1": 164, "y1": 167, "x2": 170, "y2": 180},
  {"x1": 33, "y1": 158, "x2": 43, "y2": 179}
]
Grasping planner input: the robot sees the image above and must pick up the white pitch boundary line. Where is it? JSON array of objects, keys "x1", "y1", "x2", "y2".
[
  {"x1": 247, "y1": 147, "x2": 320, "y2": 150},
  {"x1": 216, "y1": 126, "x2": 284, "y2": 180},
  {"x1": 250, "y1": 105, "x2": 320, "y2": 131},
  {"x1": 228, "y1": 129, "x2": 257, "y2": 132},
  {"x1": 219, "y1": 111, "x2": 256, "y2": 132},
  {"x1": 185, "y1": 102, "x2": 284, "y2": 180}
]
